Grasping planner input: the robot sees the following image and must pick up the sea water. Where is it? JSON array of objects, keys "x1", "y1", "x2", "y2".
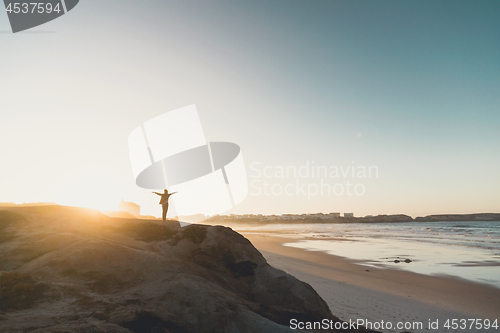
[{"x1": 241, "y1": 221, "x2": 500, "y2": 288}]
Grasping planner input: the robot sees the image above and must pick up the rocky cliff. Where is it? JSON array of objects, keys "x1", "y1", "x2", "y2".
[{"x1": 0, "y1": 206, "x2": 377, "y2": 333}]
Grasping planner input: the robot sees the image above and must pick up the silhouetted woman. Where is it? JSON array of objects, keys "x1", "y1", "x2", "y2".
[{"x1": 152, "y1": 189, "x2": 177, "y2": 221}]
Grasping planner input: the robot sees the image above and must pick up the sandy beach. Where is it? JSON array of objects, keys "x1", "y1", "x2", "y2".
[{"x1": 243, "y1": 233, "x2": 500, "y2": 332}]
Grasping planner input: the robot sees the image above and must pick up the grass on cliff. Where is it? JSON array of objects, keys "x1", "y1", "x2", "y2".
[
  {"x1": 0, "y1": 210, "x2": 24, "y2": 242},
  {"x1": 0, "y1": 210, "x2": 23, "y2": 228},
  {"x1": 0, "y1": 272, "x2": 46, "y2": 311},
  {"x1": 116, "y1": 222, "x2": 207, "y2": 246},
  {"x1": 117, "y1": 222, "x2": 178, "y2": 242}
]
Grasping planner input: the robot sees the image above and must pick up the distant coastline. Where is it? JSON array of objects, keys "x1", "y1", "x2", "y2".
[
  {"x1": 203, "y1": 212, "x2": 500, "y2": 224},
  {"x1": 1, "y1": 203, "x2": 499, "y2": 223}
]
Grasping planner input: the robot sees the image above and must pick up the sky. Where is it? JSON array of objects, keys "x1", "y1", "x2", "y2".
[{"x1": 0, "y1": 0, "x2": 499, "y2": 218}]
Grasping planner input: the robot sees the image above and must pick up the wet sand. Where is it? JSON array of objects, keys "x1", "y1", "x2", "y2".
[{"x1": 243, "y1": 233, "x2": 500, "y2": 332}]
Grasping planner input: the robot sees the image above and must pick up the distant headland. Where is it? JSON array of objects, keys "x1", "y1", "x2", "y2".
[
  {"x1": 1, "y1": 203, "x2": 499, "y2": 223},
  {"x1": 201, "y1": 212, "x2": 500, "y2": 224}
]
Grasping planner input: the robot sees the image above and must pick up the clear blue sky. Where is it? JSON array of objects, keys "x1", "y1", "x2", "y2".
[{"x1": 0, "y1": 0, "x2": 499, "y2": 217}]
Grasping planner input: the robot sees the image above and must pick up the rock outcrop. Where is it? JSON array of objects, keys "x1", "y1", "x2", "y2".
[
  {"x1": 357, "y1": 214, "x2": 414, "y2": 223},
  {"x1": 0, "y1": 205, "x2": 376, "y2": 333}
]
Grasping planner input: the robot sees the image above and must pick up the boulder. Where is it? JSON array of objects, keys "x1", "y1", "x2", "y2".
[{"x1": 0, "y1": 205, "x2": 376, "y2": 333}]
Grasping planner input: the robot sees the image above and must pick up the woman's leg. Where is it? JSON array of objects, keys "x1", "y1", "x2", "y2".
[{"x1": 162, "y1": 204, "x2": 169, "y2": 221}]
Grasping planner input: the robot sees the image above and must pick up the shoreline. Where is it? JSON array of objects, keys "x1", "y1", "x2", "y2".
[{"x1": 243, "y1": 233, "x2": 500, "y2": 331}]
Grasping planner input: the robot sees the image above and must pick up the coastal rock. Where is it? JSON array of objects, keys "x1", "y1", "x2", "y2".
[
  {"x1": 359, "y1": 214, "x2": 413, "y2": 223},
  {"x1": 0, "y1": 205, "x2": 378, "y2": 333}
]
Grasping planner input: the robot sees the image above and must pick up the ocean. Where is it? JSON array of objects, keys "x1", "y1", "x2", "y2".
[{"x1": 239, "y1": 221, "x2": 500, "y2": 288}]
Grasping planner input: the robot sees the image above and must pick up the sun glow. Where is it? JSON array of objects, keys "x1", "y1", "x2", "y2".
[{"x1": 50, "y1": 166, "x2": 135, "y2": 212}]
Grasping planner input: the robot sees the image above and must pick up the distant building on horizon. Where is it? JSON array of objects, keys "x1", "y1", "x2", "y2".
[
  {"x1": 344, "y1": 212, "x2": 354, "y2": 218},
  {"x1": 118, "y1": 199, "x2": 140, "y2": 216}
]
